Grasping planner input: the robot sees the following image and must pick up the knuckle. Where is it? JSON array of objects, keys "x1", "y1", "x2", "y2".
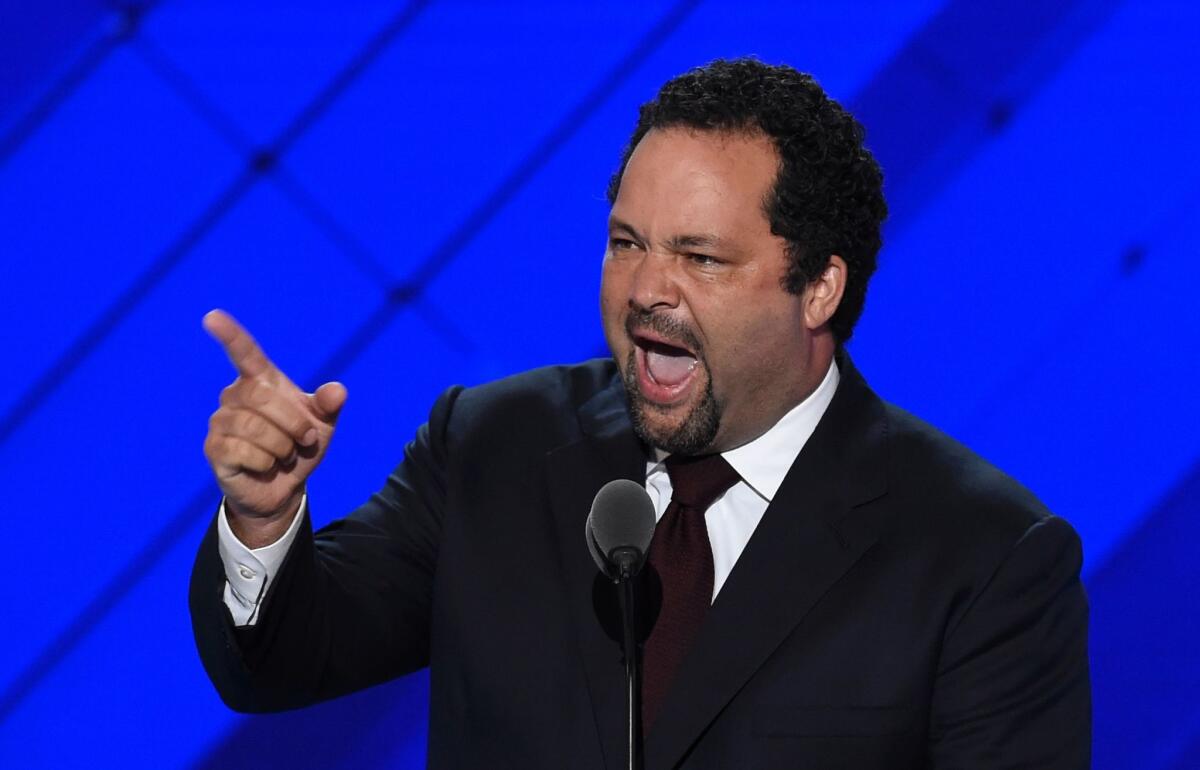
[
  {"x1": 290, "y1": 415, "x2": 311, "y2": 439},
  {"x1": 245, "y1": 379, "x2": 273, "y2": 407},
  {"x1": 250, "y1": 449, "x2": 275, "y2": 472},
  {"x1": 237, "y1": 410, "x2": 264, "y2": 439},
  {"x1": 274, "y1": 432, "x2": 297, "y2": 457},
  {"x1": 206, "y1": 434, "x2": 232, "y2": 463},
  {"x1": 233, "y1": 439, "x2": 258, "y2": 467}
]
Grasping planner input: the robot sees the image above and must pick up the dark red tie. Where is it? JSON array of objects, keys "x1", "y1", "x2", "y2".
[{"x1": 641, "y1": 453, "x2": 741, "y2": 732}]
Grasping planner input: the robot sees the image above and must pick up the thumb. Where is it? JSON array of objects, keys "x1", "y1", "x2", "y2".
[{"x1": 312, "y1": 381, "x2": 348, "y2": 424}]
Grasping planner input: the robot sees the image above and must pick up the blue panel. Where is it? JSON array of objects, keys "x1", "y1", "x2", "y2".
[
  {"x1": 0, "y1": 514, "x2": 238, "y2": 767},
  {"x1": 0, "y1": 181, "x2": 382, "y2": 725},
  {"x1": 0, "y1": 46, "x2": 242, "y2": 421},
  {"x1": 959, "y1": 194, "x2": 1200, "y2": 567},
  {"x1": 850, "y1": 0, "x2": 1125, "y2": 226},
  {"x1": 280, "y1": 0, "x2": 681, "y2": 283},
  {"x1": 139, "y1": 0, "x2": 409, "y2": 147},
  {"x1": 852, "y1": 0, "x2": 1200, "y2": 570}
]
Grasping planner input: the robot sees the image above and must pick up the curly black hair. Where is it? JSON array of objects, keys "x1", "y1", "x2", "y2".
[{"x1": 606, "y1": 58, "x2": 887, "y2": 343}]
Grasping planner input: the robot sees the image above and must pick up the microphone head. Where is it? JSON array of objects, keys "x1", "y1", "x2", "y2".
[{"x1": 586, "y1": 479, "x2": 656, "y2": 578}]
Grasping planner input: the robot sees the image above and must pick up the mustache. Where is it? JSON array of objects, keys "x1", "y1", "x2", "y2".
[{"x1": 624, "y1": 308, "x2": 704, "y2": 358}]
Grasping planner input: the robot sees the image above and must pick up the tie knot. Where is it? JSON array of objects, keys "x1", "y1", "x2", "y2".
[{"x1": 664, "y1": 453, "x2": 741, "y2": 511}]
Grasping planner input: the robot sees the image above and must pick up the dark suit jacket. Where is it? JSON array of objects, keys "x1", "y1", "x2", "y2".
[{"x1": 190, "y1": 354, "x2": 1090, "y2": 768}]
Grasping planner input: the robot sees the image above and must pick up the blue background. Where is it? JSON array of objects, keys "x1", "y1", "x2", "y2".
[{"x1": 1, "y1": 1, "x2": 1197, "y2": 767}]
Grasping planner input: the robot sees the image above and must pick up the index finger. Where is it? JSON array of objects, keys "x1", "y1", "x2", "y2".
[{"x1": 203, "y1": 309, "x2": 275, "y2": 379}]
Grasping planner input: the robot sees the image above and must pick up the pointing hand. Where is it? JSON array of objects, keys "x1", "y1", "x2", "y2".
[{"x1": 202, "y1": 310, "x2": 346, "y2": 541}]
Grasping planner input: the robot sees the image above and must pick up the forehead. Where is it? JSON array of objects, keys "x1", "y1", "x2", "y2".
[{"x1": 610, "y1": 127, "x2": 779, "y2": 236}]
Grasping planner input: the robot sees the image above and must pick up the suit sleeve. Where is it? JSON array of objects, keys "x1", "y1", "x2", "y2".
[
  {"x1": 929, "y1": 515, "x2": 1091, "y2": 768},
  {"x1": 189, "y1": 385, "x2": 463, "y2": 713}
]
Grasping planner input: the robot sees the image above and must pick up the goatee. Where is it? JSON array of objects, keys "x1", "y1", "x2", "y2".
[{"x1": 622, "y1": 348, "x2": 721, "y2": 456}]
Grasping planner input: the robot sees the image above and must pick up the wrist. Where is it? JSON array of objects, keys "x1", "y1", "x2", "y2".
[{"x1": 226, "y1": 492, "x2": 303, "y2": 549}]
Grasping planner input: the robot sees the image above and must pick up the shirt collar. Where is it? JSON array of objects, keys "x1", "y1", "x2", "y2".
[{"x1": 648, "y1": 358, "x2": 840, "y2": 502}]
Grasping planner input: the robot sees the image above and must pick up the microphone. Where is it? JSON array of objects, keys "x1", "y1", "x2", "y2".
[
  {"x1": 586, "y1": 479, "x2": 656, "y2": 580},
  {"x1": 586, "y1": 479, "x2": 656, "y2": 770}
]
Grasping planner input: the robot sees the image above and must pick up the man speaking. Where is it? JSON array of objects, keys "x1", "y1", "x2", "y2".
[{"x1": 190, "y1": 59, "x2": 1091, "y2": 768}]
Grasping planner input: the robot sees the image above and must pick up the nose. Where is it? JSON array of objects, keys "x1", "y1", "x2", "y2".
[{"x1": 628, "y1": 251, "x2": 680, "y2": 312}]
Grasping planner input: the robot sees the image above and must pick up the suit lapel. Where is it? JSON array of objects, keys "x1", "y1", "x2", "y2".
[
  {"x1": 644, "y1": 354, "x2": 891, "y2": 770},
  {"x1": 544, "y1": 372, "x2": 646, "y2": 770}
]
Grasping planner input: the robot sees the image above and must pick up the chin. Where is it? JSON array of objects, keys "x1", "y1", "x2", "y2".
[
  {"x1": 623, "y1": 351, "x2": 722, "y2": 455},
  {"x1": 636, "y1": 408, "x2": 693, "y2": 444}
]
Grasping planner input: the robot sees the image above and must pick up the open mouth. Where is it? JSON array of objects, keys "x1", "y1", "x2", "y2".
[{"x1": 632, "y1": 333, "x2": 701, "y2": 404}]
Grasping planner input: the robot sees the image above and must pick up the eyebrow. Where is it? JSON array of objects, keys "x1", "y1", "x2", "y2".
[
  {"x1": 666, "y1": 233, "x2": 725, "y2": 251},
  {"x1": 608, "y1": 217, "x2": 644, "y2": 242},
  {"x1": 608, "y1": 216, "x2": 729, "y2": 252}
]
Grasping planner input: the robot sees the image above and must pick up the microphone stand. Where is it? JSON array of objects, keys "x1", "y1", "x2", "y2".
[{"x1": 611, "y1": 547, "x2": 643, "y2": 770}]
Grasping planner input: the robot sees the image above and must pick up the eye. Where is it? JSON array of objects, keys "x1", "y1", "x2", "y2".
[
  {"x1": 688, "y1": 252, "x2": 721, "y2": 265},
  {"x1": 609, "y1": 237, "x2": 639, "y2": 251}
]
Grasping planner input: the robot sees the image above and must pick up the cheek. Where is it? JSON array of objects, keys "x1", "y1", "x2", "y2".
[
  {"x1": 599, "y1": 262, "x2": 637, "y2": 316},
  {"x1": 598, "y1": 274, "x2": 628, "y2": 349},
  {"x1": 598, "y1": 260, "x2": 622, "y2": 305},
  {"x1": 598, "y1": 290, "x2": 622, "y2": 332},
  {"x1": 708, "y1": 306, "x2": 803, "y2": 372}
]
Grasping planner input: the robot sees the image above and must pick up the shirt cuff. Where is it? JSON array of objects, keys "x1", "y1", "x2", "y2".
[{"x1": 217, "y1": 494, "x2": 307, "y2": 626}]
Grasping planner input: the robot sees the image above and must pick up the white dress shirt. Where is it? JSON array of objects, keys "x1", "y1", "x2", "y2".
[
  {"x1": 217, "y1": 493, "x2": 306, "y2": 626},
  {"x1": 645, "y1": 358, "x2": 839, "y2": 601},
  {"x1": 219, "y1": 359, "x2": 840, "y2": 624}
]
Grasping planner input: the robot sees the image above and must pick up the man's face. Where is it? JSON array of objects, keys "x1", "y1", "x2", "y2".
[{"x1": 601, "y1": 127, "x2": 821, "y2": 455}]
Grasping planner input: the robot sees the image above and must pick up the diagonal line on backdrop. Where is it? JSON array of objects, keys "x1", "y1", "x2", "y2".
[
  {"x1": 0, "y1": 2, "x2": 164, "y2": 167},
  {"x1": 403, "y1": 0, "x2": 702, "y2": 295},
  {"x1": 412, "y1": 298, "x2": 476, "y2": 356},
  {"x1": 268, "y1": 167, "x2": 398, "y2": 289},
  {"x1": 129, "y1": 34, "x2": 254, "y2": 156},
  {"x1": 0, "y1": 169, "x2": 258, "y2": 446},
  {"x1": 269, "y1": 0, "x2": 434, "y2": 159},
  {"x1": 0, "y1": 34, "x2": 120, "y2": 166},
  {"x1": 305, "y1": 0, "x2": 704, "y2": 388},
  {"x1": 131, "y1": 34, "x2": 400, "y2": 290},
  {"x1": 0, "y1": 0, "x2": 433, "y2": 450},
  {"x1": 0, "y1": 486, "x2": 219, "y2": 723},
  {"x1": 849, "y1": 0, "x2": 1129, "y2": 234}
]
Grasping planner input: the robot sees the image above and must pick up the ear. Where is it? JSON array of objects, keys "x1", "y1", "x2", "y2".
[{"x1": 803, "y1": 255, "x2": 847, "y2": 331}]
